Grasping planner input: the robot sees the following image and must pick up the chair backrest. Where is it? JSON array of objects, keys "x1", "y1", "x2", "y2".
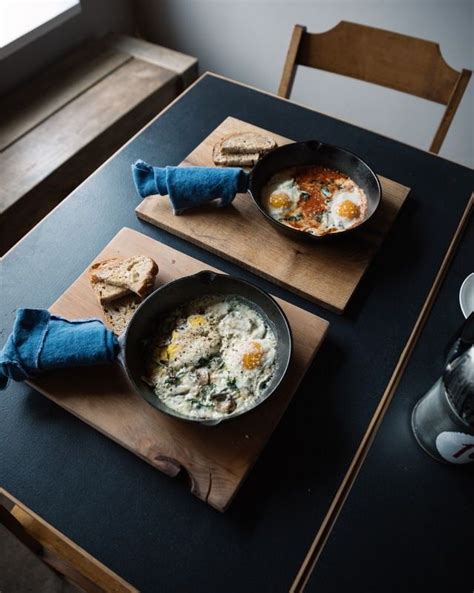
[{"x1": 278, "y1": 21, "x2": 471, "y2": 153}]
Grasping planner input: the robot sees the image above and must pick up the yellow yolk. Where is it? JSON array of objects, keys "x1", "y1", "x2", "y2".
[
  {"x1": 158, "y1": 342, "x2": 181, "y2": 361},
  {"x1": 167, "y1": 343, "x2": 181, "y2": 358},
  {"x1": 188, "y1": 315, "x2": 207, "y2": 327},
  {"x1": 337, "y1": 200, "x2": 360, "y2": 220},
  {"x1": 158, "y1": 346, "x2": 169, "y2": 361},
  {"x1": 269, "y1": 193, "x2": 290, "y2": 208},
  {"x1": 242, "y1": 342, "x2": 264, "y2": 370}
]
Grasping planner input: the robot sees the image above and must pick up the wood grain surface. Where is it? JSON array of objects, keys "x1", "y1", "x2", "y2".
[
  {"x1": 28, "y1": 228, "x2": 328, "y2": 512},
  {"x1": 296, "y1": 21, "x2": 461, "y2": 103},
  {"x1": 136, "y1": 117, "x2": 410, "y2": 313},
  {"x1": 0, "y1": 58, "x2": 177, "y2": 213},
  {"x1": 0, "y1": 41, "x2": 130, "y2": 151}
]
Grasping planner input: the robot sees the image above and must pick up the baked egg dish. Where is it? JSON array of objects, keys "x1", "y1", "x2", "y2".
[
  {"x1": 143, "y1": 295, "x2": 277, "y2": 419},
  {"x1": 262, "y1": 165, "x2": 368, "y2": 236}
]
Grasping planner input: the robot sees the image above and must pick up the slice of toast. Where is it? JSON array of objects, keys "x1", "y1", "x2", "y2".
[
  {"x1": 89, "y1": 256, "x2": 158, "y2": 303},
  {"x1": 89, "y1": 279, "x2": 129, "y2": 304},
  {"x1": 220, "y1": 132, "x2": 276, "y2": 155},
  {"x1": 102, "y1": 294, "x2": 142, "y2": 335},
  {"x1": 212, "y1": 142, "x2": 260, "y2": 167}
]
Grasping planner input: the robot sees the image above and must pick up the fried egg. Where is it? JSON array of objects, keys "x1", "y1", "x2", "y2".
[
  {"x1": 155, "y1": 314, "x2": 221, "y2": 369},
  {"x1": 222, "y1": 338, "x2": 276, "y2": 389},
  {"x1": 263, "y1": 174, "x2": 301, "y2": 219},
  {"x1": 317, "y1": 188, "x2": 364, "y2": 233}
]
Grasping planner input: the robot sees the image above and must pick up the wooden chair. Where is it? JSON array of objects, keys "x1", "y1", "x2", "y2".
[{"x1": 278, "y1": 21, "x2": 471, "y2": 153}]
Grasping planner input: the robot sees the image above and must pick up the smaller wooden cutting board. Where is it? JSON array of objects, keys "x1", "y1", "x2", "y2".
[
  {"x1": 28, "y1": 228, "x2": 328, "y2": 511},
  {"x1": 136, "y1": 117, "x2": 411, "y2": 313}
]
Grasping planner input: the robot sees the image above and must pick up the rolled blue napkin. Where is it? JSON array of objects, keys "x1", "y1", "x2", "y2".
[
  {"x1": 0, "y1": 309, "x2": 119, "y2": 390},
  {"x1": 131, "y1": 160, "x2": 249, "y2": 214}
]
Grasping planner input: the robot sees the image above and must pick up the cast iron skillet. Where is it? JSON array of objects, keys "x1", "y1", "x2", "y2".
[
  {"x1": 247, "y1": 140, "x2": 382, "y2": 241},
  {"x1": 122, "y1": 271, "x2": 292, "y2": 426}
]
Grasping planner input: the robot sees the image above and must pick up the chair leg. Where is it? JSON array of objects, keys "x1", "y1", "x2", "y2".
[
  {"x1": 430, "y1": 68, "x2": 471, "y2": 154},
  {"x1": 278, "y1": 24, "x2": 306, "y2": 99}
]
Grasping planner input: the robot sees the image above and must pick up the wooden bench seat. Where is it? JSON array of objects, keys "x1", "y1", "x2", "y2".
[{"x1": 0, "y1": 34, "x2": 198, "y2": 254}]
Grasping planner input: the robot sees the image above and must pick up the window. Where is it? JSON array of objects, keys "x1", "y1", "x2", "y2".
[{"x1": 0, "y1": 0, "x2": 81, "y2": 58}]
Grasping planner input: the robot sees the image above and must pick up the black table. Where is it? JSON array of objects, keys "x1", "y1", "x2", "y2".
[
  {"x1": 305, "y1": 211, "x2": 474, "y2": 593},
  {"x1": 1, "y1": 73, "x2": 472, "y2": 593}
]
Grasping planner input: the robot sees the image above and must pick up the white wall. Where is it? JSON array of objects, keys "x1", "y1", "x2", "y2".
[
  {"x1": 0, "y1": 0, "x2": 134, "y2": 95},
  {"x1": 136, "y1": 0, "x2": 473, "y2": 167}
]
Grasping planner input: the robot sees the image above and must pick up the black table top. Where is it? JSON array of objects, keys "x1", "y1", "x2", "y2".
[
  {"x1": 1, "y1": 73, "x2": 473, "y2": 593},
  {"x1": 306, "y1": 213, "x2": 474, "y2": 593}
]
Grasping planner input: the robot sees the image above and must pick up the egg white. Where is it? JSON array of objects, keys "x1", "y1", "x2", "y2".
[{"x1": 263, "y1": 175, "x2": 301, "y2": 219}]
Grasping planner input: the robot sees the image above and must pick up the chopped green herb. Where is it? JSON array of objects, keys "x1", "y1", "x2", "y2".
[
  {"x1": 189, "y1": 398, "x2": 214, "y2": 409},
  {"x1": 200, "y1": 384, "x2": 215, "y2": 398},
  {"x1": 286, "y1": 214, "x2": 303, "y2": 222},
  {"x1": 321, "y1": 186, "x2": 332, "y2": 198},
  {"x1": 164, "y1": 376, "x2": 180, "y2": 386}
]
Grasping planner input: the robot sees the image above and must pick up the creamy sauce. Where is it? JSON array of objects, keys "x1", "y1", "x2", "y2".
[
  {"x1": 262, "y1": 165, "x2": 368, "y2": 236},
  {"x1": 143, "y1": 295, "x2": 277, "y2": 420}
]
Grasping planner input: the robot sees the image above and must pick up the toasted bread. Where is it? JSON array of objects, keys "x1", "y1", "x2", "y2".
[
  {"x1": 102, "y1": 294, "x2": 142, "y2": 335},
  {"x1": 220, "y1": 132, "x2": 276, "y2": 155},
  {"x1": 89, "y1": 256, "x2": 158, "y2": 303},
  {"x1": 212, "y1": 142, "x2": 260, "y2": 167},
  {"x1": 89, "y1": 278, "x2": 130, "y2": 305}
]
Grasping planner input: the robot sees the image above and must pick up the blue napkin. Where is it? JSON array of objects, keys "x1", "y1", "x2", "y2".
[
  {"x1": 131, "y1": 160, "x2": 249, "y2": 214},
  {"x1": 0, "y1": 309, "x2": 119, "y2": 390}
]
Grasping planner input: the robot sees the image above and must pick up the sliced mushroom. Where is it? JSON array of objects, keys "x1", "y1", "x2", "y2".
[
  {"x1": 215, "y1": 398, "x2": 236, "y2": 414},
  {"x1": 196, "y1": 368, "x2": 210, "y2": 385}
]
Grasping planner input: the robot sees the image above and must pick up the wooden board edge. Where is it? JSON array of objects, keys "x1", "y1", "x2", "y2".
[
  {"x1": 290, "y1": 192, "x2": 474, "y2": 593},
  {"x1": 24, "y1": 376, "x2": 181, "y2": 476},
  {"x1": 0, "y1": 487, "x2": 139, "y2": 593}
]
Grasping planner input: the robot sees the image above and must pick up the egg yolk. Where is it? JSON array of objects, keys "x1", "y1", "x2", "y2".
[
  {"x1": 337, "y1": 200, "x2": 360, "y2": 219},
  {"x1": 188, "y1": 315, "x2": 207, "y2": 327},
  {"x1": 242, "y1": 342, "x2": 264, "y2": 370},
  {"x1": 269, "y1": 193, "x2": 290, "y2": 208},
  {"x1": 158, "y1": 342, "x2": 181, "y2": 361},
  {"x1": 158, "y1": 346, "x2": 169, "y2": 361}
]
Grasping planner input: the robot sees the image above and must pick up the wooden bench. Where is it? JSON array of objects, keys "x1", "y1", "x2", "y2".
[{"x1": 0, "y1": 34, "x2": 198, "y2": 254}]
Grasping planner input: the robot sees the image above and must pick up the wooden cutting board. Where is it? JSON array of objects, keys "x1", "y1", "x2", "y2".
[
  {"x1": 28, "y1": 228, "x2": 328, "y2": 512},
  {"x1": 136, "y1": 117, "x2": 411, "y2": 313}
]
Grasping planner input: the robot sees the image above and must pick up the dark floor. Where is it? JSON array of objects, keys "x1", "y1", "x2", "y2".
[{"x1": 0, "y1": 524, "x2": 81, "y2": 593}]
